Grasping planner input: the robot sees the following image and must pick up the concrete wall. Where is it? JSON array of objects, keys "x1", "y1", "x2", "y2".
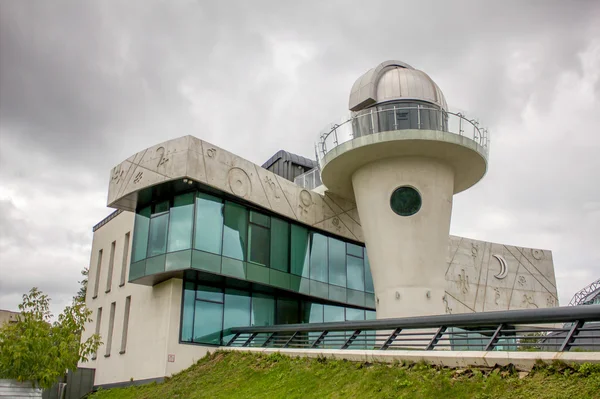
[
  {"x1": 0, "y1": 380, "x2": 42, "y2": 398},
  {"x1": 0, "y1": 310, "x2": 19, "y2": 325},
  {"x1": 353, "y1": 157, "x2": 454, "y2": 318},
  {"x1": 79, "y1": 211, "x2": 210, "y2": 386}
]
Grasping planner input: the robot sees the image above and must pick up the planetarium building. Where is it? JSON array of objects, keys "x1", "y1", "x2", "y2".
[{"x1": 81, "y1": 61, "x2": 559, "y2": 387}]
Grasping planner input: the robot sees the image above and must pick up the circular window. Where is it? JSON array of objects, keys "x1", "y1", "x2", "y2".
[{"x1": 390, "y1": 186, "x2": 422, "y2": 216}]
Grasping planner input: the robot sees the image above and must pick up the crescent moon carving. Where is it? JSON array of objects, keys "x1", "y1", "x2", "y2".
[{"x1": 492, "y1": 254, "x2": 508, "y2": 279}]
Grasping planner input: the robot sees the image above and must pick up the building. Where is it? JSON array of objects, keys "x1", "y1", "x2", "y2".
[
  {"x1": 80, "y1": 60, "x2": 559, "y2": 387},
  {"x1": 0, "y1": 310, "x2": 19, "y2": 326}
]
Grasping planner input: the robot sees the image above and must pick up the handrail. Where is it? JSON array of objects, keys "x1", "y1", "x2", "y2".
[
  {"x1": 225, "y1": 306, "x2": 600, "y2": 352},
  {"x1": 315, "y1": 105, "x2": 490, "y2": 165}
]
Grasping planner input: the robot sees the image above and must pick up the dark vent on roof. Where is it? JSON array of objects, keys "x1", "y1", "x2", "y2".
[{"x1": 261, "y1": 150, "x2": 317, "y2": 182}]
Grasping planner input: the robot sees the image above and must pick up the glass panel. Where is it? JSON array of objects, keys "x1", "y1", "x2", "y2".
[
  {"x1": 147, "y1": 213, "x2": 169, "y2": 257},
  {"x1": 347, "y1": 289, "x2": 365, "y2": 307},
  {"x1": 323, "y1": 305, "x2": 345, "y2": 322},
  {"x1": 303, "y1": 303, "x2": 323, "y2": 323},
  {"x1": 248, "y1": 224, "x2": 269, "y2": 267},
  {"x1": 290, "y1": 224, "x2": 310, "y2": 278},
  {"x1": 269, "y1": 269, "x2": 290, "y2": 290},
  {"x1": 223, "y1": 289, "x2": 251, "y2": 342},
  {"x1": 196, "y1": 285, "x2": 224, "y2": 303},
  {"x1": 165, "y1": 250, "x2": 191, "y2": 271},
  {"x1": 309, "y1": 279, "x2": 328, "y2": 299},
  {"x1": 364, "y1": 251, "x2": 374, "y2": 293},
  {"x1": 132, "y1": 208, "x2": 150, "y2": 262},
  {"x1": 128, "y1": 260, "x2": 145, "y2": 281},
  {"x1": 328, "y1": 285, "x2": 347, "y2": 303},
  {"x1": 276, "y1": 298, "x2": 299, "y2": 324},
  {"x1": 251, "y1": 293, "x2": 275, "y2": 327},
  {"x1": 145, "y1": 254, "x2": 165, "y2": 275},
  {"x1": 154, "y1": 200, "x2": 169, "y2": 214},
  {"x1": 347, "y1": 255, "x2": 365, "y2": 291},
  {"x1": 222, "y1": 202, "x2": 248, "y2": 261},
  {"x1": 270, "y1": 218, "x2": 289, "y2": 272},
  {"x1": 345, "y1": 308, "x2": 365, "y2": 321},
  {"x1": 194, "y1": 193, "x2": 224, "y2": 255},
  {"x1": 366, "y1": 310, "x2": 377, "y2": 320},
  {"x1": 193, "y1": 300, "x2": 223, "y2": 345},
  {"x1": 328, "y1": 237, "x2": 346, "y2": 287},
  {"x1": 309, "y1": 233, "x2": 328, "y2": 283},
  {"x1": 181, "y1": 282, "x2": 195, "y2": 342},
  {"x1": 167, "y1": 193, "x2": 194, "y2": 252},
  {"x1": 249, "y1": 211, "x2": 270, "y2": 228},
  {"x1": 247, "y1": 263, "x2": 269, "y2": 284},
  {"x1": 191, "y1": 250, "x2": 221, "y2": 274},
  {"x1": 346, "y1": 243, "x2": 363, "y2": 258}
]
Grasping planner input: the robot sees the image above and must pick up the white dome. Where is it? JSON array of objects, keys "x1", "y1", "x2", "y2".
[{"x1": 349, "y1": 60, "x2": 447, "y2": 111}]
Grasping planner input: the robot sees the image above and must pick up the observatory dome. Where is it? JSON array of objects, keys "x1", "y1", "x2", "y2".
[{"x1": 349, "y1": 60, "x2": 447, "y2": 112}]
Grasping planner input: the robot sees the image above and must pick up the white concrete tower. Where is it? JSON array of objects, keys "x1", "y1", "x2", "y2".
[{"x1": 317, "y1": 60, "x2": 489, "y2": 318}]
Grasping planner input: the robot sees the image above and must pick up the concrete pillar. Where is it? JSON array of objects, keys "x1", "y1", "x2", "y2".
[{"x1": 351, "y1": 156, "x2": 454, "y2": 318}]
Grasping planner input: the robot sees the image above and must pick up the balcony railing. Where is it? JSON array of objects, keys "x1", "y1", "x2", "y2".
[
  {"x1": 315, "y1": 106, "x2": 490, "y2": 165},
  {"x1": 225, "y1": 306, "x2": 600, "y2": 352}
]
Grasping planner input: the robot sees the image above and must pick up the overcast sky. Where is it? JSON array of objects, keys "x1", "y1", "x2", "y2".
[{"x1": 1, "y1": 0, "x2": 599, "y2": 317}]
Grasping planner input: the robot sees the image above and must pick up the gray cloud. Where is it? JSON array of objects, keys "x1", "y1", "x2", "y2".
[{"x1": 1, "y1": 0, "x2": 599, "y2": 315}]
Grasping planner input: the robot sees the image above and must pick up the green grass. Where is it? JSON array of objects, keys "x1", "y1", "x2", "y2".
[{"x1": 91, "y1": 351, "x2": 600, "y2": 399}]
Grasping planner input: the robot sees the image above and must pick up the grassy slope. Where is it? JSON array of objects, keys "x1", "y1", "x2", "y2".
[{"x1": 91, "y1": 351, "x2": 600, "y2": 399}]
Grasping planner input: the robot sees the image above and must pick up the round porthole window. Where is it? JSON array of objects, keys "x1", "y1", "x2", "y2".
[{"x1": 390, "y1": 186, "x2": 421, "y2": 216}]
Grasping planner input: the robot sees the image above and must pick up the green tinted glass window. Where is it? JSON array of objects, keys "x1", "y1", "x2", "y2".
[
  {"x1": 147, "y1": 213, "x2": 169, "y2": 257},
  {"x1": 276, "y1": 298, "x2": 299, "y2": 324},
  {"x1": 248, "y1": 224, "x2": 269, "y2": 267},
  {"x1": 194, "y1": 193, "x2": 224, "y2": 255},
  {"x1": 345, "y1": 308, "x2": 365, "y2": 321},
  {"x1": 223, "y1": 289, "x2": 251, "y2": 342},
  {"x1": 249, "y1": 211, "x2": 270, "y2": 228},
  {"x1": 222, "y1": 202, "x2": 248, "y2": 261},
  {"x1": 181, "y1": 282, "x2": 195, "y2": 342},
  {"x1": 328, "y1": 237, "x2": 346, "y2": 287},
  {"x1": 324, "y1": 305, "x2": 345, "y2": 322},
  {"x1": 251, "y1": 293, "x2": 275, "y2": 327},
  {"x1": 167, "y1": 193, "x2": 194, "y2": 252},
  {"x1": 303, "y1": 303, "x2": 323, "y2": 323},
  {"x1": 390, "y1": 186, "x2": 422, "y2": 216},
  {"x1": 193, "y1": 301, "x2": 223, "y2": 345},
  {"x1": 309, "y1": 233, "x2": 328, "y2": 283},
  {"x1": 196, "y1": 285, "x2": 223, "y2": 303},
  {"x1": 270, "y1": 218, "x2": 289, "y2": 272},
  {"x1": 347, "y1": 255, "x2": 365, "y2": 291},
  {"x1": 154, "y1": 200, "x2": 169, "y2": 214},
  {"x1": 132, "y1": 208, "x2": 150, "y2": 262},
  {"x1": 290, "y1": 224, "x2": 310, "y2": 278}
]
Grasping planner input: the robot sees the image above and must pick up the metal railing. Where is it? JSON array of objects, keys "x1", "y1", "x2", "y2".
[
  {"x1": 294, "y1": 167, "x2": 322, "y2": 190},
  {"x1": 315, "y1": 106, "x2": 490, "y2": 165},
  {"x1": 225, "y1": 306, "x2": 600, "y2": 352},
  {"x1": 569, "y1": 278, "x2": 600, "y2": 306}
]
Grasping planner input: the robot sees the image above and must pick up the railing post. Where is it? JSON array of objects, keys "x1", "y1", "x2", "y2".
[
  {"x1": 380, "y1": 327, "x2": 402, "y2": 350},
  {"x1": 559, "y1": 320, "x2": 584, "y2": 352},
  {"x1": 417, "y1": 105, "x2": 421, "y2": 129},
  {"x1": 370, "y1": 108, "x2": 376, "y2": 133},
  {"x1": 311, "y1": 331, "x2": 328, "y2": 348},
  {"x1": 485, "y1": 324, "x2": 504, "y2": 351},
  {"x1": 341, "y1": 330, "x2": 362, "y2": 350},
  {"x1": 283, "y1": 332, "x2": 298, "y2": 348},
  {"x1": 242, "y1": 332, "x2": 258, "y2": 347},
  {"x1": 425, "y1": 326, "x2": 447, "y2": 351},
  {"x1": 225, "y1": 332, "x2": 241, "y2": 346},
  {"x1": 458, "y1": 115, "x2": 463, "y2": 136},
  {"x1": 262, "y1": 332, "x2": 276, "y2": 348},
  {"x1": 393, "y1": 105, "x2": 398, "y2": 130}
]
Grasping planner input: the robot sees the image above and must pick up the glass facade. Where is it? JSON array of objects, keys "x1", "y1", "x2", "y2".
[
  {"x1": 130, "y1": 188, "x2": 376, "y2": 309},
  {"x1": 181, "y1": 273, "x2": 376, "y2": 345}
]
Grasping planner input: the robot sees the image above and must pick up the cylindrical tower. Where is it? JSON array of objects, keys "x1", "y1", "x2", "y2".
[{"x1": 318, "y1": 60, "x2": 489, "y2": 318}]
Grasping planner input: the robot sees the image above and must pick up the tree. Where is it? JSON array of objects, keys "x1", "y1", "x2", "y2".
[
  {"x1": 0, "y1": 287, "x2": 101, "y2": 389},
  {"x1": 75, "y1": 267, "x2": 88, "y2": 303}
]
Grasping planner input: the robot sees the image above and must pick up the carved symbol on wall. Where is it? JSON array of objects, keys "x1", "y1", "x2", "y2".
[
  {"x1": 457, "y1": 269, "x2": 470, "y2": 294},
  {"x1": 443, "y1": 294, "x2": 453, "y2": 314},
  {"x1": 298, "y1": 190, "x2": 312, "y2": 215},
  {"x1": 206, "y1": 148, "x2": 216, "y2": 158},
  {"x1": 492, "y1": 254, "x2": 508, "y2": 279},
  {"x1": 471, "y1": 243, "x2": 478, "y2": 258},
  {"x1": 332, "y1": 217, "x2": 342, "y2": 232},
  {"x1": 546, "y1": 296, "x2": 557, "y2": 307},
  {"x1": 111, "y1": 165, "x2": 125, "y2": 185},
  {"x1": 156, "y1": 146, "x2": 169, "y2": 168},
  {"x1": 494, "y1": 288, "x2": 501, "y2": 305},
  {"x1": 521, "y1": 294, "x2": 538, "y2": 309},
  {"x1": 531, "y1": 249, "x2": 544, "y2": 261},
  {"x1": 133, "y1": 171, "x2": 143, "y2": 184},
  {"x1": 517, "y1": 276, "x2": 527, "y2": 287},
  {"x1": 227, "y1": 167, "x2": 252, "y2": 198},
  {"x1": 263, "y1": 175, "x2": 280, "y2": 199}
]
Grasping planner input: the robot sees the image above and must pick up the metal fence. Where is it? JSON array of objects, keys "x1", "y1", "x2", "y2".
[
  {"x1": 225, "y1": 306, "x2": 600, "y2": 352},
  {"x1": 315, "y1": 106, "x2": 490, "y2": 165}
]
